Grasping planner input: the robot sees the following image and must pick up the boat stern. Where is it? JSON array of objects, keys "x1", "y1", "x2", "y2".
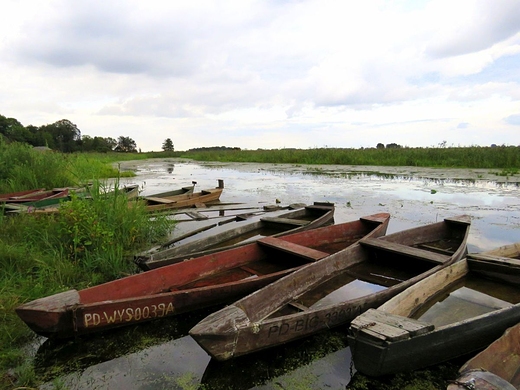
[
  {"x1": 190, "y1": 305, "x2": 249, "y2": 361},
  {"x1": 15, "y1": 290, "x2": 80, "y2": 338}
]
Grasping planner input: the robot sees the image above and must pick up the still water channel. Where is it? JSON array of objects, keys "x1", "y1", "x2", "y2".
[{"x1": 33, "y1": 159, "x2": 519, "y2": 389}]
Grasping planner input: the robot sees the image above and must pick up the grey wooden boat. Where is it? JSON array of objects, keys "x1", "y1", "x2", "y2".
[
  {"x1": 189, "y1": 215, "x2": 470, "y2": 361},
  {"x1": 348, "y1": 241, "x2": 520, "y2": 377},
  {"x1": 136, "y1": 202, "x2": 335, "y2": 270}
]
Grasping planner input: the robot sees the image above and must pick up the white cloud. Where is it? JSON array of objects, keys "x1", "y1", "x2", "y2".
[{"x1": 0, "y1": 0, "x2": 519, "y2": 151}]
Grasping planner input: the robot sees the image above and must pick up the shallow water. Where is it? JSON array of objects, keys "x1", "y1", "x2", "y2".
[{"x1": 32, "y1": 159, "x2": 520, "y2": 389}]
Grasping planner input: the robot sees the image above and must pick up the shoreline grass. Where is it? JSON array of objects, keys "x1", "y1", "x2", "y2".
[
  {"x1": 182, "y1": 145, "x2": 520, "y2": 170},
  {"x1": 0, "y1": 142, "x2": 176, "y2": 389}
]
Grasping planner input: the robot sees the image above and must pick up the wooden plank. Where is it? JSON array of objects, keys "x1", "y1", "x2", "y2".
[
  {"x1": 351, "y1": 315, "x2": 411, "y2": 342},
  {"x1": 361, "y1": 308, "x2": 434, "y2": 335},
  {"x1": 185, "y1": 211, "x2": 209, "y2": 220},
  {"x1": 360, "y1": 238, "x2": 450, "y2": 264},
  {"x1": 257, "y1": 236, "x2": 329, "y2": 261},
  {"x1": 143, "y1": 196, "x2": 177, "y2": 204},
  {"x1": 468, "y1": 253, "x2": 520, "y2": 266},
  {"x1": 260, "y1": 217, "x2": 310, "y2": 226},
  {"x1": 288, "y1": 301, "x2": 308, "y2": 311},
  {"x1": 158, "y1": 223, "x2": 218, "y2": 248}
]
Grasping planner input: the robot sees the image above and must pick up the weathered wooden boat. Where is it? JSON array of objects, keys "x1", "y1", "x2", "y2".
[
  {"x1": 447, "y1": 322, "x2": 520, "y2": 390},
  {"x1": 142, "y1": 183, "x2": 195, "y2": 198},
  {"x1": 189, "y1": 215, "x2": 470, "y2": 361},
  {"x1": 347, "y1": 241, "x2": 520, "y2": 377},
  {"x1": 15, "y1": 213, "x2": 389, "y2": 339},
  {"x1": 136, "y1": 202, "x2": 335, "y2": 270},
  {"x1": 2, "y1": 188, "x2": 74, "y2": 213},
  {"x1": 140, "y1": 180, "x2": 223, "y2": 212},
  {"x1": 1, "y1": 188, "x2": 70, "y2": 204},
  {"x1": 5, "y1": 185, "x2": 140, "y2": 214},
  {"x1": 0, "y1": 188, "x2": 45, "y2": 202}
]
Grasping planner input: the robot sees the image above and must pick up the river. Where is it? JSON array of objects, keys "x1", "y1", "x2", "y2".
[{"x1": 33, "y1": 159, "x2": 519, "y2": 389}]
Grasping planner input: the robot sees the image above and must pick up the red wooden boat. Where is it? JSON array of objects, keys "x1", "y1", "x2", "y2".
[
  {"x1": 15, "y1": 213, "x2": 390, "y2": 339},
  {"x1": 0, "y1": 188, "x2": 45, "y2": 202}
]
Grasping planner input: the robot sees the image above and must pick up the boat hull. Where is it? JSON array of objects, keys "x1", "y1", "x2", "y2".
[
  {"x1": 348, "y1": 244, "x2": 520, "y2": 377},
  {"x1": 137, "y1": 202, "x2": 335, "y2": 270},
  {"x1": 189, "y1": 215, "x2": 470, "y2": 361},
  {"x1": 16, "y1": 213, "x2": 389, "y2": 338}
]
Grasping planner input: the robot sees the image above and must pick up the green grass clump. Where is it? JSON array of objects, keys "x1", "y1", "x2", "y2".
[
  {"x1": 0, "y1": 142, "x2": 176, "y2": 388},
  {"x1": 0, "y1": 185, "x2": 174, "y2": 388}
]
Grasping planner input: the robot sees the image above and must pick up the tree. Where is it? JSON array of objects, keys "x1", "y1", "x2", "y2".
[
  {"x1": 376, "y1": 143, "x2": 385, "y2": 149},
  {"x1": 39, "y1": 119, "x2": 81, "y2": 152},
  {"x1": 114, "y1": 136, "x2": 137, "y2": 152},
  {"x1": 162, "y1": 138, "x2": 174, "y2": 152}
]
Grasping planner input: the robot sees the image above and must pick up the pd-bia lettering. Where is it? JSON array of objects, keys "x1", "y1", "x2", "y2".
[{"x1": 267, "y1": 315, "x2": 320, "y2": 337}]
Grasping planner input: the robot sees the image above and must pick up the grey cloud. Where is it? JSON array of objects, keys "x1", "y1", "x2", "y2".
[
  {"x1": 12, "y1": 2, "x2": 247, "y2": 77},
  {"x1": 427, "y1": 0, "x2": 520, "y2": 58}
]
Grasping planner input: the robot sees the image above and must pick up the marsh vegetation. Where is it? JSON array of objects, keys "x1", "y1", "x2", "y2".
[{"x1": 1, "y1": 139, "x2": 519, "y2": 389}]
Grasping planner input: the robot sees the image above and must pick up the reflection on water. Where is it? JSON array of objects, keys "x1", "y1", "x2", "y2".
[
  {"x1": 310, "y1": 279, "x2": 386, "y2": 309},
  {"x1": 36, "y1": 308, "x2": 215, "y2": 389},
  {"x1": 414, "y1": 275, "x2": 520, "y2": 328},
  {"x1": 201, "y1": 328, "x2": 352, "y2": 390}
]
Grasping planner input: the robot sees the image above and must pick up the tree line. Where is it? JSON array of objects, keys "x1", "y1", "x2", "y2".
[{"x1": 0, "y1": 114, "x2": 138, "y2": 153}]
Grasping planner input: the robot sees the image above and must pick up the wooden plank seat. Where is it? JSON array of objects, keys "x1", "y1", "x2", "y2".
[
  {"x1": 359, "y1": 238, "x2": 451, "y2": 264},
  {"x1": 143, "y1": 196, "x2": 177, "y2": 204},
  {"x1": 350, "y1": 308, "x2": 434, "y2": 342},
  {"x1": 260, "y1": 217, "x2": 310, "y2": 226},
  {"x1": 257, "y1": 236, "x2": 329, "y2": 261}
]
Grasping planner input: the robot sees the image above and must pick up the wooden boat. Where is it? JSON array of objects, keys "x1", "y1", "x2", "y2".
[
  {"x1": 189, "y1": 215, "x2": 470, "y2": 361},
  {"x1": 2, "y1": 188, "x2": 74, "y2": 214},
  {"x1": 447, "y1": 322, "x2": 520, "y2": 390},
  {"x1": 347, "y1": 241, "x2": 520, "y2": 377},
  {"x1": 1, "y1": 188, "x2": 70, "y2": 203},
  {"x1": 5, "y1": 185, "x2": 140, "y2": 214},
  {"x1": 15, "y1": 213, "x2": 389, "y2": 339},
  {"x1": 0, "y1": 188, "x2": 45, "y2": 202},
  {"x1": 140, "y1": 180, "x2": 223, "y2": 212},
  {"x1": 136, "y1": 202, "x2": 335, "y2": 270}
]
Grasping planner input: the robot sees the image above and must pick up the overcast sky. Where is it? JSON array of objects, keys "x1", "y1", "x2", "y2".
[{"x1": 1, "y1": 0, "x2": 519, "y2": 151}]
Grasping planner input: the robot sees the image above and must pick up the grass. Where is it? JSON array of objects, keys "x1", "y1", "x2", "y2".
[
  {"x1": 182, "y1": 145, "x2": 520, "y2": 170},
  {"x1": 0, "y1": 142, "x2": 176, "y2": 389}
]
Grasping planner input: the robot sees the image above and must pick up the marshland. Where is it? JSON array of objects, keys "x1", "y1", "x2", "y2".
[{"x1": 1, "y1": 140, "x2": 519, "y2": 389}]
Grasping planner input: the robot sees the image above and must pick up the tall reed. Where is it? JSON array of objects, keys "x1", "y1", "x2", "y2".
[{"x1": 0, "y1": 186, "x2": 174, "y2": 388}]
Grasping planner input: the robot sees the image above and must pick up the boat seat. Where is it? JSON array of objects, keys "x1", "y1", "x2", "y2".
[
  {"x1": 359, "y1": 238, "x2": 451, "y2": 264},
  {"x1": 143, "y1": 196, "x2": 177, "y2": 204},
  {"x1": 258, "y1": 236, "x2": 329, "y2": 261},
  {"x1": 260, "y1": 217, "x2": 310, "y2": 226},
  {"x1": 350, "y1": 308, "x2": 434, "y2": 342}
]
